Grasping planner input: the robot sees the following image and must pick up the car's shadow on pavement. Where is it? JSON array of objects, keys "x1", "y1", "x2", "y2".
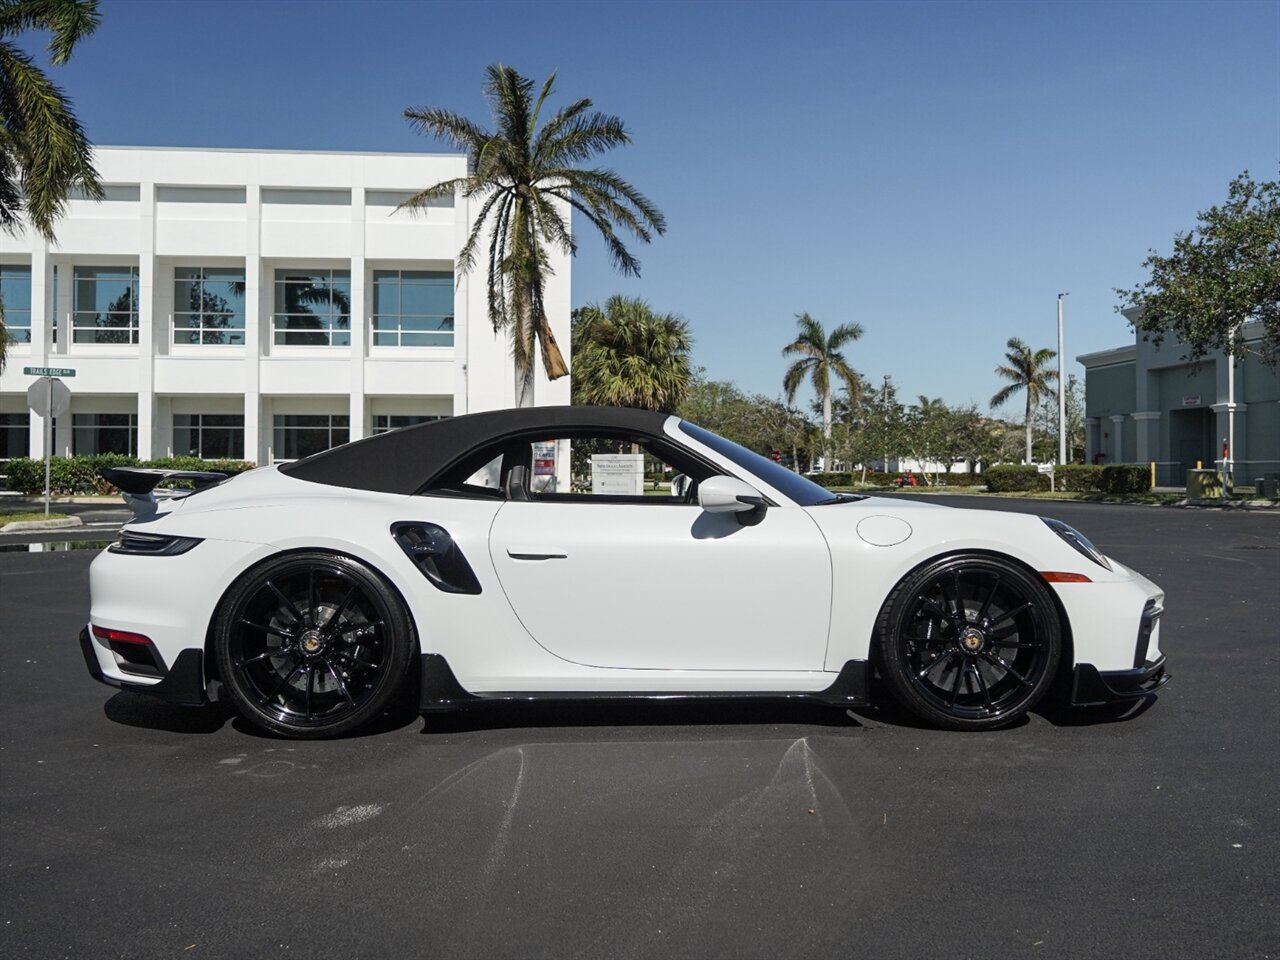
[
  {"x1": 1035, "y1": 694, "x2": 1160, "y2": 726},
  {"x1": 417, "y1": 698, "x2": 863, "y2": 735},
  {"x1": 101, "y1": 688, "x2": 1161, "y2": 738},
  {"x1": 104, "y1": 691, "x2": 237, "y2": 735}
]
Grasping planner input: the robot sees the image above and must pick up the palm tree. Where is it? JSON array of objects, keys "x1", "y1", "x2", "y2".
[
  {"x1": 571, "y1": 295, "x2": 693, "y2": 413},
  {"x1": 1, "y1": 0, "x2": 102, "y2": 240},
  {"x1": 990, "y1": 337, "x2": 1058, "y2": 463},
  {"x1": 782, "y1": 312, "x2": 863, "y2": 468},
  {"x1": 402, "y1": 65, "x2": 666, "y2": 407},
  {"x1": 1, "y1": 0, "x2": 102, "y2": 374}
]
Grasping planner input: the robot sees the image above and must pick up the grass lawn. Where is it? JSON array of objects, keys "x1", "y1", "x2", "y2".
[{"x1": 0, "y1": 511, "x2": 71, "y2": 525}]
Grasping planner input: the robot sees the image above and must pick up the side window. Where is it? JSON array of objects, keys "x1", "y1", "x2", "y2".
[
  {"x1": 464, "y1": 454, "x2": 502, "y2": 490},
  {"x1": 524, "y1": 433, "x2": 706, "y2": 504}
]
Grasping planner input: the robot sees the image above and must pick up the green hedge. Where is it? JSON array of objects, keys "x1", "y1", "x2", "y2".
[
  {"x1": 1099, "y1": 464, "x2": 1151, "y2": 494},
  {"x1": 1, "y1": 455, "x2": 256, "y2": 495},
  {"x1": 982, "y1": 465, "x2": 1049, "y2": 492},
  {"x1": 1055, "y1": 464, "x2": 1103, "y2": 492}
]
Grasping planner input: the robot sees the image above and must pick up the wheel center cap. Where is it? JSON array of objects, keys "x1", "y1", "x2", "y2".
[
  {"x1": 960, "y1": 627, "x2": 985, "y2": 653},
  {"x1": 299, "y1": 629, "x2": 325, "y2": 656}
]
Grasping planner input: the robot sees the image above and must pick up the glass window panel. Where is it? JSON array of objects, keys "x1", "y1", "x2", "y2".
[
  {"x1": 0, "y1": 412, "x2": 31, "y2": 459},
  {"x1": 373, "y1": 331, "x2": 399, "y2": 346},
  {"x1": 399, "y1": 282, "x2": 452, "y2": 316},
  {"x1": 372, "y1": 279, "x2": 399, "y2": 315},
  {"x1": 173, "y1": 267, "x2": 201, "y2": 280},
  {"x1": 175, "y1": 279, "x2": 201, "y2": 311},
  {"x1": 400, "y1": 333, "x2": 430, "y2": 347},
  {"x1": 0, "y1": 269, "x2": 32, "y2": 309},
  {"x1": 205, "y1": 415, "x2": 244, "y2": 429},
  {"x1": 201, "y1": 427, "x2": 241, "y2": 459}
]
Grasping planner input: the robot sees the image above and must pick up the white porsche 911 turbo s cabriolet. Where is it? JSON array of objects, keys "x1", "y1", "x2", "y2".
[{"x1": 80, "y1": 406, "x2": 1168, "y2": 739}]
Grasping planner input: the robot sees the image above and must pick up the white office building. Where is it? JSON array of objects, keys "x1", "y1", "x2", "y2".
[{"x1": 0, "y1": 146, "x2": 571, "y2": 466}]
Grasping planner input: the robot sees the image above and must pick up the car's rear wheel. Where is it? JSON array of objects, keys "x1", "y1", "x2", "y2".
[
  {"x1": 876, "y1": 555, "x2": 1061, "y2": 730},
  {"x1": 214, "y1": 552, "x2": 415, "y2": 739}
]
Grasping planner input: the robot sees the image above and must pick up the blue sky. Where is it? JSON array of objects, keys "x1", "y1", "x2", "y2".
[{"x1": 16, "y1": 0, "x2": 1280, "y2": 415}]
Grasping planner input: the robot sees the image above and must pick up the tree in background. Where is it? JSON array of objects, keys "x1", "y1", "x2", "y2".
[
  {"x1": 1034, "y1": 374, "x2": 1086, "y2": 462},
  {"x1": 1117, "y1": 171, "x2": 1280, "y2": 366},
  {"x1": 570, "y1": 296, "x2": 693, "y2": 412},
  {"x1": 0, "y1": 0, "x2": 102, "y2": 372},
  {"x1": 990, "y1": 337, "x2": 1058, "y2": 463},
  {"x1": 781, "y1": 312, "x2": 863, "y2": 468},
  {"x1": 678, "y1": 375, "x2": 813, "y2": 466},
  {"x1": 402, "y1": 65, "x2": 665, "y2": 407}
]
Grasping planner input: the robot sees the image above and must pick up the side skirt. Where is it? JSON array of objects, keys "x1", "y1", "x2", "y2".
[{"x1": 418, "y1": 653, "x2": 870, "y2": 712}]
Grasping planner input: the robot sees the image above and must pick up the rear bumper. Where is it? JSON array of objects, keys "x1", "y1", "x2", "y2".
[
  {"x1": 1070, "y1": 655, "x2": 1170, "y2": 707},
  {"x1": 78, "y1": 626, "x2": 208, "y2": 707}
]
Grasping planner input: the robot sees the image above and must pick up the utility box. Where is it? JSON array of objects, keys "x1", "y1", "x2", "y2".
[
  {"x1": 1186, "y1": 469, "x2": 1222, "y2": 500},
  {"x1": 1257, "y1": 475, "x2": 1280, "y2": 498}
]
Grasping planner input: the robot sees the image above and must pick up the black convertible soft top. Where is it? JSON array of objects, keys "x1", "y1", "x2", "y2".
[{"x1": 279, "y1": 405, "x2": 671, "y2": 494}]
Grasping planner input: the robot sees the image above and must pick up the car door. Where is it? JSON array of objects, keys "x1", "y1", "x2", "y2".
[{"x1": 488, "y1": 498, "x2": 833, "y2": 672}]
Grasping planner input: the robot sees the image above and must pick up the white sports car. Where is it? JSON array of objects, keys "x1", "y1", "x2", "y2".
[{"x1": 80, "y1": 406, "x2": 1168, "y2": 738}]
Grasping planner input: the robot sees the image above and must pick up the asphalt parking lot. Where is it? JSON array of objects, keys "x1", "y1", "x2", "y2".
[{"x1": 1, "y1": 497, "x2": 1277, "y2": 959}]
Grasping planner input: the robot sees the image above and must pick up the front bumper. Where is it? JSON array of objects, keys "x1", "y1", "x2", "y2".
[
  {"x1": 1070, "y1": 656, "x2": 1170, "y2": 706},
  {"x1": 78, "y1": 626, "x2": 208, "y2": 707}
]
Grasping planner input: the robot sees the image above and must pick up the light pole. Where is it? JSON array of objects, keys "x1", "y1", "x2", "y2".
[
  {"x1": 882, "y1": 375, "x2": 890, "y2": 473},
  {"x1": 1057, "y1": 293, "x2": 1069, "y2": 464}
]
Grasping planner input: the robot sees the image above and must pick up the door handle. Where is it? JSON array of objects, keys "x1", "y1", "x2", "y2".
[{"x1": 506, "y1": 546, "x2": 568, "y2": 560}]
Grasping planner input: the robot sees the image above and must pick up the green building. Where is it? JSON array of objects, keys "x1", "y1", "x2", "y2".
[{"x1": 1078, "y1": 315, "x2": 1279, "y2": 487}]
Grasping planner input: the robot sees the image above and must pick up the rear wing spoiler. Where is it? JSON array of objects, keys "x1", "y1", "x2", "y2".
[{"x1": 100, "y1": 467, "x2": 228, "y2": 518}]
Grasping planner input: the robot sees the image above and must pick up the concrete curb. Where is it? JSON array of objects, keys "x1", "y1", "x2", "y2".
[{"x1": 0, "y1": 517, "x2": 85, "y2": 533}]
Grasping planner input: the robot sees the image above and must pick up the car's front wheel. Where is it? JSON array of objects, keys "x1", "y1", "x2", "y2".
[
  {"x1": 876, "y1": 555, "x2": 1061, "y2": 730},
  {"x1": 214, "y1": 552, "x2": 415, "y2": 739}
]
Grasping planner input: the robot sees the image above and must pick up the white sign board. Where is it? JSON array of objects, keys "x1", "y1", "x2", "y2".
[
  {"x1": 532, "y1": 441, "x2": 558, "y2": 493},
  {"x1": 1182, "y1": 394, "x2": 1201, "y2": 407},
  {"x1": 1036, "y1": 462, "x2": 1054, "y2": 475},
  {"x1": 591, "y1": 453, "x2": 645, "y2": 496},
  {"x1": 27, "y1": 378, "x2": 71, "y2": 418}
]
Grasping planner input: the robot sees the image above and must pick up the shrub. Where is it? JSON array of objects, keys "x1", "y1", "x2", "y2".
[
  {"x1": 1, "y1": 455, "x2": 255, "y2": 495},
  {"x1": 1054, "y1": 464, "x2": 1104, "y2": 492},
  {"x1": 1099, "y1": 464, "x2": 1151, "y2": 494},
  {"x1": 982, "y1": 464, "x2": 1049, "y2": 492}
]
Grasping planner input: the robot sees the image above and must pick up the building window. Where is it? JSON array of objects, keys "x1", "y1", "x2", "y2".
[
  {"x1": 73, "y1": 414, "x2": 138, "y2": 456},
  {"x1": 273, "y1": 414, "x2": 348, "y2": 460},
  {"x1": 1, "y1": 264, "x2": 32, "y2": 344},
  {"x1": 371, "y1": 414, "x2": 445, "y2": 435},
  {"x1": 74, "y1": 266, "x2": 139, "y2": 344},
  {"x1": 371, "y1": 270, "x2": 454, "y2": 347},
  {"x1": 0, "y1": 413, "x2": 30, "y2": 458},
  {"x1": 174, "y1": 268, "x2": 246, "y2": 345},
  {"x1": 273, "y1": 269, "x2": 350, "y2": 346},
  {"x1": 174, "y1": 414, "x2": 245, "y2": 459}
]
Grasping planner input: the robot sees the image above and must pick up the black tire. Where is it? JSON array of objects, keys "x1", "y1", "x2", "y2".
[
  {"x1": 876, "y1": 554, "x2": 1061, "y2": 731},
  {"x1": 214, "y1": 551, "x2": 415, "y2": 739}
]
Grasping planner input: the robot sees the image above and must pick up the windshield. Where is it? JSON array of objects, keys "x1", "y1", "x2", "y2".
[{"x1": 677, "y1": 420, "x2": 861, "y2": 506}]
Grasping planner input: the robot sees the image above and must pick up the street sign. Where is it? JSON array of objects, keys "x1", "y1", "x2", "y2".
[
  {"x1": 23, "y1": 366, "x2": 76, "y2": 378},
  {"x1": 27, "y1": 378, "x2": 71, "y2": 418}
]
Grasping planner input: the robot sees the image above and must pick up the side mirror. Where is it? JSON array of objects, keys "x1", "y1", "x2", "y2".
[{"x1": 698, "y1": 476, "x2": 768, "y2": 526}]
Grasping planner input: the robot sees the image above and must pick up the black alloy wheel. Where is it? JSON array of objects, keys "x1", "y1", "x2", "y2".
[
  {"x1": 877, "y1": 555, "x2": 1061, "y2": 730},
  {"x1": 215, "y1": 552, "x2": 415, "y2": 739}
]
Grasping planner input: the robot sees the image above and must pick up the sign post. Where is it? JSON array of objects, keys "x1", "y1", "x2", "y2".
[
  {"x1": 1037, "y1": 461, "x2": 1055, "y2": 493},
  {"x1": 24, "y1": 367, "x2": 75, "y2": 516}
]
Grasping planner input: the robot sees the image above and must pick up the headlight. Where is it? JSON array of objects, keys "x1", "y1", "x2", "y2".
[
  {"x1": 108, "y1": 530, "x2": 203, "y2": 556},
  {"x1": 1041, "y1": 518, "x2": 1111, "y2": 570}
]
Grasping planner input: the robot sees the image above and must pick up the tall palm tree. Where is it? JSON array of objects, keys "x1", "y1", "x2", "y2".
[
  {"x1": 990, "y1": 337, "x2": 1058, "y2": 463},
  {"x1": 782, "y1": 312, "x2": 863, "y2": 468},
  {"x1": 402, "y1": 65, "x2": 666, "y2": 407},
  {"x1": 571, "y1": 295, "x2": 693, "y2": 413},
  {"x1": 1, "y1": 0, "x2": 102, "y2": 239},
  {"x1": 1, "y1": 0, "x2": 102, "y2": 373}
]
